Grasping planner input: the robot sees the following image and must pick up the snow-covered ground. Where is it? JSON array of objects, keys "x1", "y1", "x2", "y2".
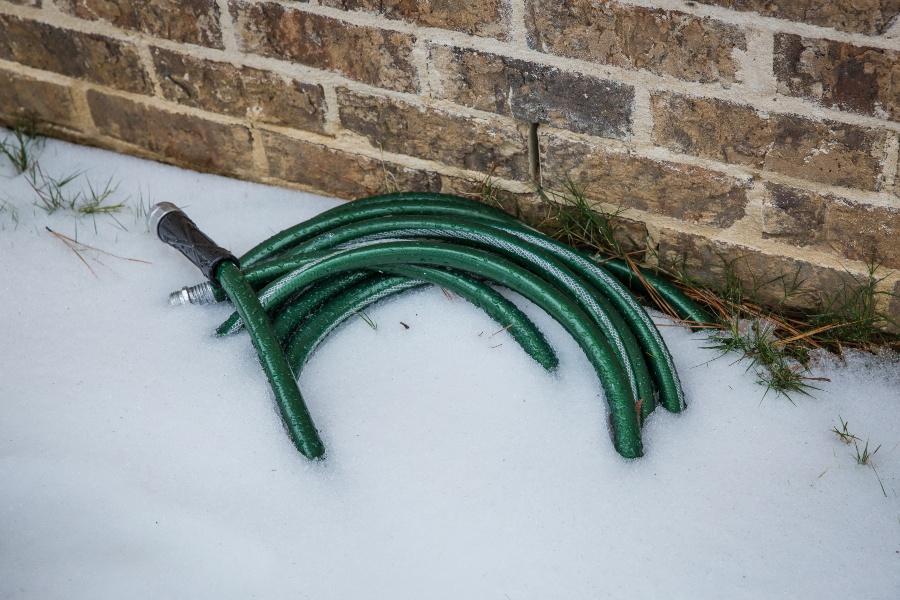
[{"x1": 1, "y1": 132, "x2": 898, "y2": 599}]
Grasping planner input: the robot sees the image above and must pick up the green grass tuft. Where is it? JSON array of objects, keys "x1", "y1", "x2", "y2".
[{"x1": 0, "y1": 122, "x2": 43, "y2": 174}]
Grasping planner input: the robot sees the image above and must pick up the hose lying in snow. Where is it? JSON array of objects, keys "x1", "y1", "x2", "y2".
[{"x1": 152, "y1": 193, "x2": 710, "y2": 461}]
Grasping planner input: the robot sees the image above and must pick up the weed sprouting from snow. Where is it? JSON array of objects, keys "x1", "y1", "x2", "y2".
[
  {"x1": 0, "y1": 122, "x2": 43, "y2": 174},
  {"x1": 1, "y1": 125, "x2": 130, "y2": 224},
  {"x1": 27, "y1": 163, "x2": 126, "y2": 218},
  {"x1": 705, "y1": 318, "x2": 824, "y2": 401},
  {"x1": 830, "y1": 416, "x2": 888, "y2": 497},
  {"x1": 831, "y1": 416, "x2": 859, "y2": 444},
  {"x1": 853, "y1": 438, "x2": 881, "y2": 466},
  {"x1": 27, "y1": 164, "x2": 84, "y2": 213}
]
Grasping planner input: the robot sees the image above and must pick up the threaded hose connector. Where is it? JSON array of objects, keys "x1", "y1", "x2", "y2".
[{"x1": 169, "y1": 281, "x2": 217, "y2": 306}]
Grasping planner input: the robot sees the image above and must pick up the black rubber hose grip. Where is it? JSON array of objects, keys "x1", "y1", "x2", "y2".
[{"x1": 149, "y1": 202, "x2": 237, "y2": 280}]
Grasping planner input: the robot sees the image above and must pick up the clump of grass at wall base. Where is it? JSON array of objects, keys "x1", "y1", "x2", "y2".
[{"x1": 478, "y1": 175, "x2": 898, "y2": 401}]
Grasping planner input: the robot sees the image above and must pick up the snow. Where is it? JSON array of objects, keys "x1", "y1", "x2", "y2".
[{"x1": 1, "y1": 132, "x2": 898, "y2": 599}]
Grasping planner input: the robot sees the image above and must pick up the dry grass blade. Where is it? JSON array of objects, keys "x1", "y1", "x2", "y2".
[
  {"x1": 45, "y1": 227, "x2": 150, "y2": 264},
  {"x1": 47, "y1": 226, "x2": 97, "y2": 278}
]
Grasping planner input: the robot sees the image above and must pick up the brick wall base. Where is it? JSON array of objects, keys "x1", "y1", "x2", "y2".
[{"x1": 1, "y1": 0, "x2": 898, "y2": 325}]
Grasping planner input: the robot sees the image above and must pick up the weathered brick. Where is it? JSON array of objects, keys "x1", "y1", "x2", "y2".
[
  {"x1": 761, "y1": 183, "x2": 826, "y2": 245},
  {"x1": 775, "y1": 34, "x2": 899, "y2": 122},
  {"x1": 691, "y1": 0, "x2": 900, "y2": 35},
  {"x1": 7, "y1": 1, "x2": 41, "y2": 6},
  {"x1": 763, "y1": 183, "x2": 900, "y2": 268},
  {"x1": 263, "y1": 131, "x2": 440, "y2": 197},
  {"x1": 337, "y1": 88, "x2": 531, "y2": 180},
  {"x1": 230, "y1": 1, "x2": 417, "y2": 93},
  {"x1": 429, "y1": 45, "x2": 633, "y2": 139},
  {"x1": 540, "y1": 131, "x2": 750, "y2": 228},
  {"x1": 319, "y1": 0, "x2": 507, "y2": 39},
  {"x1": 261, "y1": 130, "x2": 536, "y2": 204},
  {"x1": 655, "y1": 228, "x2": 860, "y2": 311},
  {"x1": 151, "y1": 48, "x2": 327, "y2": 131},
  {"x1": 651, "y1": 93, "x2": 890, "y2": 191},
  {"x1": 524, "y1": 0, "x2": 745, "y2": 84},
  {"x1": 0, "y1": 69, "x2": 79, "y2": 130},
  {"x1": 0, "y1": 15, "x2": 152, "y2": 94},
  {"x1": 87, "y1": 91, "x2": 254, "y2": 175},
  {"x1": 57, "y1": 0, "x2": 223, "y2": 48}
]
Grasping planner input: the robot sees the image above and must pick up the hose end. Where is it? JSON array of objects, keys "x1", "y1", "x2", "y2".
[
  {"x1": 168, "y1": 281, "x2": 217, "y2": 306},
  {"x1": 148, "y1": 202, "x2": 181, "y2": 236}
]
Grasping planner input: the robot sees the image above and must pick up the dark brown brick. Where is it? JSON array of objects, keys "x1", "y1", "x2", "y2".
[
  {"x1": 655, "y1": 227, "x2": 861, "y2": 312},
  {"x1": 230, "y1": 1, "x2": 418, "y2": 93},
  {"x1": 0, "y1": 15, "x2": 152, "y2": 94},
  {"x1": 0, "y1": 69, "x2": 79, "y2": 129},
  {"x1": 87, "y1": 90, "x2": 254, "y2": 175},
  {"x1": 319, "y1": 0, "x2": 507, "y2": 39},
  {"x1": 261, "y1": 130, "x2": 536, "y2": 203},
  {"x1": 429, "y1": 45, "x2": 633, "y2": 139},
  {"x1": 524, "y1": 0, "x2": 745, "y2": 84},
  {"x1": 775, "y1": 34, "x2": 900, "y2": 122},
  {"x1": 691, "y1": 0, "x2": 900, "y2": 35},
  {"x1": 651, "y1": 93, "x2": 890, "y2": 191},
  {"x1": 337, "y1": 88, "x2": 531, "y2": 180},
  {"x1": 764, "y1": 183, "x2": 900, "y2": 267},
  {"x1": 150, "y1": 48, "x2": 327, "y2": 131},
  {"x1": 761, "y1": 183, "x2": 826, "y2": 245},
  {"x1": 57, "y1": 0, "x2": 223, "y2": 48},
  {"x1": 263, "y1": 130, "x2": 440, "y2": 197},
  {"x1": 540, "y1": 131, "x2": 750, "y2": 228}
]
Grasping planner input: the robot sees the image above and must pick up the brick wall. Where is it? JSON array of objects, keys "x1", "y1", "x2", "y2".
[{"x1": 1, "y1": 0, "x2": 898, "y2": 321}]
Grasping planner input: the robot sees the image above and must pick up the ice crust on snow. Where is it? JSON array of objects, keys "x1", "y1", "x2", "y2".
[{"x1": 1, "y1": 132, "x2": 898, "y2": 598}]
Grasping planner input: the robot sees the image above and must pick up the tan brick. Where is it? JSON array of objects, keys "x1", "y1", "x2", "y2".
[
  {"x1": 261, "y1": 130, "x2": 536, "y2": 204},
  {"x1": 775, "y1": 34, "x2": 900, "y2": 122},
  {"x1": 0, "y1": 15, "x2": 152, "y2": 94},
  {"x1": 760, "y1": 183, "x2": 826, "y2": 245},
  {"x1": 319, "y1": 0, "x2": 507, "y2": 39},
  {"x1": 87, "y1": 90, "x2": 254, "y2": 175},
  {"x1": 0, "y1": 68, "x2": 80, "y2": 129},
  {"x1": 429, "y1": 45, "x2": 633, "y2": 139},
  {"x1": 825, "y1": 201, "x2": 900, "y2": 268},
  {"x1": 524, "y1": 0, "x2": 745, "y2": 84},
  {"x1": 7, "y1": 1, "x2": 41, "y2": 6},
  {"x1": 540, "y1": 131, "x2": 750, "y2": 228},
  {"x1": 691, "y1": 0, "x2": 900, "y2": 36},
  {"x1": 57, "y1": 0, "x2": 223, "y2": 48},
  {"x1": 150, "y1": 48, "x2": 327, "y2": 132},
  {"x1": 263, "y1": 130, "x2": 440, "y2": 198},
  {"x1": 651, "y1": 93, "x2": 890, "y2": 191},
  {"x1": 655, "y1": 227, "x2": 860, "y2": 311},
  {"x1": 337, "y1": 88, "x2": 531, "y2": 181},
  {"x1": 763, "y1": 183, "x2": 900, "y2": 267},
  {"x1": 229, "y1": 1, "x2": 417, "y2": 93}
]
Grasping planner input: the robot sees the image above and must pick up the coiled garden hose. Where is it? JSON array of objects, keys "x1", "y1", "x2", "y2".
[{"x1": 153, "y1": 193, "x2": 710, "y2": 461}]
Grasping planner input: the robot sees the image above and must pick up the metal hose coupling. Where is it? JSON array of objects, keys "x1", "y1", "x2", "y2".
[{"x1": 169, "y1": 281, "x2": 217, "y2": 306}]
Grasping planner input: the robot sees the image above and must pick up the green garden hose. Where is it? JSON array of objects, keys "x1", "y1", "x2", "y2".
[
  {"x1": 268, "y1": 266, "x2": 560, "y2": 371},
  {"x1": 153, "y1": 192, "x2": 707, "y2": 460},
  {"x1": 230, "y1": 240, "x2": 643, "y2": 456},
  {"x1": 229, "y1": 218, "x2": 657, "y2": 419},
  {"x1": 217, "y1": 262, "x2": 325, "y2": 459}
]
